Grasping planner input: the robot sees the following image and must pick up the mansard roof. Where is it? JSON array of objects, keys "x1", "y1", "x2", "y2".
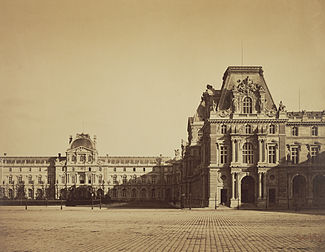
[{"x1": 217, "y1": 66, "x2": 276, "y2": 111}]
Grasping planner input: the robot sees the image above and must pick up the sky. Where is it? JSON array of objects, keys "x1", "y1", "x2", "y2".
[{"x1": 0, "y1": 0, "x2": 324, "y2": 157}]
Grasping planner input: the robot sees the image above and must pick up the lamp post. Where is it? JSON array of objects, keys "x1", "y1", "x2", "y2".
[
  {"x1": 91, "y1": 191, "x2": 94, "y2": 210},
  {"x1": 60, "y1": 192, "x2": 63, "y2": 210}
]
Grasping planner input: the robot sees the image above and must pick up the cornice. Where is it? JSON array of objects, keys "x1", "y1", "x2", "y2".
[
  {"x1": 286, "y1": 121, "x2": 325, "y2": 125},
  {"x1": 208, "y1": 119, "x2": 288, "y2": 123}
]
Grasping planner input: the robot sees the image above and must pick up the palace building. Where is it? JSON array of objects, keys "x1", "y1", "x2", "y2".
[
  {"x1": 0, "y1": 133, "x2": 181, "y2": 202},
  {"x1": 182, "y1": 66, "x2": 325, "y2": 208},
  {"x1": 1, "y1": 66, "x2": 324, "y2": 209}
]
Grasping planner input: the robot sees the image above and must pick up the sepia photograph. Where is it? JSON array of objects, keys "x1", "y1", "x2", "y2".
[{"x1": 0, "y1": 0, "x2": 325, "y2": 251}]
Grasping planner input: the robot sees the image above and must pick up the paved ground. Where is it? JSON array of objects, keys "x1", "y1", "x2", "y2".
[{"x1": 0, "y1": 206, "x2": 325, "y2": 252}]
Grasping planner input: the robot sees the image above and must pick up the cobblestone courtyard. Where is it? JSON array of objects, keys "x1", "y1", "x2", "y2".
[{"x1": 0, "y1": 206, "x2": 325, "y2": 252}]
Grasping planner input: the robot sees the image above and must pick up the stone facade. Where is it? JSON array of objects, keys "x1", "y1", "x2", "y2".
[
  {"x1": 0, "y1": 133, "x2": 181, "y2": 202},
  {"x1": 181, "y1": 66, "x2": 325, "y2": 209}
]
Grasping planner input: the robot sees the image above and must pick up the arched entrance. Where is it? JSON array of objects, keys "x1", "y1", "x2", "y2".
[
  {"x1": 241, "y1": 176, "x2": 255, "y2": 203},
  {"x1": 36, "y1": 189, "x2": 43, "y2": 200},
  {"x1": 166, "y1": 189, "x2": 171, "y2": 201},
  {"x1": 313, "y1": 175, "x2": 325, "y2": 206},
  {"x1": 140, "y1": 188, "x2": 147, "y2": 199},
  {"x1": 97, "y1": 189, "x2": 104, "y2": 198},
  {"x1": 292, "y1": 175, "x2": 306, "y2": 206},
  {"x1": 131, "y1": 189, "x2": 137, "y2": 199},
  {"x1": 8, "y1": 189, "x2": 13, "y2": 199}
]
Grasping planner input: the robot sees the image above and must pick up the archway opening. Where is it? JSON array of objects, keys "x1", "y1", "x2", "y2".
[
  {"x1": 293, "y1": 175, "x2": 306, "y2": 199},
  {"x1": 313, "y1": 175, "x2": 325, "y2": 206},
  {"x1": 241, "y1": 176, "x2": 255, "y2": 203},
  {"x1": 131, "y1": 189, "x2": 137, "y2": 199},
  {"x1": 36, "y1": 189, "x2": 43, "y2": 200},
  {"x1": 140, "y1": 189, "x2": 147, "y2": 199}
]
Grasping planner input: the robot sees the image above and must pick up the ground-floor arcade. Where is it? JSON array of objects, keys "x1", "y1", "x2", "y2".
[{"x1": 203, "y1": 168, "x2": 325, "y2": 209}]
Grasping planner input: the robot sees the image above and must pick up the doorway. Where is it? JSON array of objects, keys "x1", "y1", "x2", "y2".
[
  {"x1": 241, "y1": 176, "x2": 255, "y2": 203},
  {"x1": 221, "y1": 189, "x2": 227, "y2": 205},
  {"x1": 269, "y1": 188, "x2": 276, "y2": 205}
]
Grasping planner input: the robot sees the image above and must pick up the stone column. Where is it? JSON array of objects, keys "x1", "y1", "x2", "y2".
[
  {"x1": 216, "y1": 143, "x2": 219, "y2": 165},
  {"x1": 231, "y1": 173, "x2": 235, "y2": 199},
  {"x1": 263, "y1": 172, "x2": 267, "y2": 199},
  {"x1": 232, "y1": 140, "x2": 236, "y2": 163},
  {"x1": 258, "y1": 172, "x2": 262, "y2": 199},
  {"x1": 237, "y1": 174, "x2": 241, "y2": 200},
  {"x1": 258, "y1": 140, "x2": 263, "y2": 163}
]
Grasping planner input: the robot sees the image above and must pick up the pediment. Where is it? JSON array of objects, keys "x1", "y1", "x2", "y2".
[{"x1": 217, "y1": 66, "x2": 276, "y2": 114}]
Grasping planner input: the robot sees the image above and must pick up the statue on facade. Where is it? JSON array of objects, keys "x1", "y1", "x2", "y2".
[
  {"x1": 278, "y1": 101, "x2": 286, "y2": 112},
  {"x1": 211, "y1": 99, "x2": 217, "y2": 111}
]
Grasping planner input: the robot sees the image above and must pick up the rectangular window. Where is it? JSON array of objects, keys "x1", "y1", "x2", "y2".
[
  {"x1": 311, "y1": 147, "x2": 319, "y2": 163},
  {"x1": 268, "y1": 146, "x2": 276, "y2": 164},
  {"x1": 291, "y1": 147, "x2": 299, "y2": 164},
  {"x1": 133, "y1": 167, "x2": 136, "y2": 172},
  {"x1": 113, "y1": 167, "x2": 116, "y2": 172},
  {"x1": 38, "y1": 176, "x2": 42, "y2": 184},
  {"x1": 123, "y1": 167, "x2": 126, "y2": 172},
  {"x1": 152, "y1": 176, "x2": 156, "y2": 184},
  {"x1": 143, "y1": 168, "x2": 146, "y2": 172},
  {"x1": 311, "y1": 126, "x2": 318, "y2": 136},
  {"x1": 113, "y1": 175, "x2": 117, "y2": 184},
  {"x1": 220, "y1": 146, "x2": 228, "y2": 164},
  {"x1": 9, "y1": 176, "x2": 13, "y2": 184}
]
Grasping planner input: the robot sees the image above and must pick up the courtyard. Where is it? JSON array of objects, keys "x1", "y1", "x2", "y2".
[{"x1": 0, "y1": 206, "x2": 324, "y2": 252}]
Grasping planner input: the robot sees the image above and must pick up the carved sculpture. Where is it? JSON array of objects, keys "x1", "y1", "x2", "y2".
[{"x1": 278, "y1": 101, "x2": 286, "y2": 112}]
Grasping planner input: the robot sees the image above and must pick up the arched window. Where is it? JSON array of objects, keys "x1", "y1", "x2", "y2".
[
  {"x1": 131, "y1": 189, "x2": 137, "y2": 198},
  {"x1": 122, "y1": 175, "x2": 127, "y2": 184},
  {"x1": 245, "y1": 124, "x2": 252, "y2": 134},
  {"x1": 221, "y1": 125, "x2": 227, "y2": 134},
  {"x1": 269, "y1": 124, "x2": 276, "y2": 134},
  {"x1": 243, "y1": 97, "x2": 252, "y2": 114},
  {"x1": 122, "y1": 189, "x2": 127, "y2": 198},
  {"x1": 243, "y1": 143, "x2": 254, "y2": 164},
  {"x1": 311, "y1": 126, "x2": 318, "y2": 136},
  {"x1": 112, "y1": 189, "x2": 117, "y2": 198},
  {"x1": 28, "y1": 175, "x2": 33, "y2": 184},
  {"x1": 292, "y1": 126, "x2": 298, "y2": 136}
]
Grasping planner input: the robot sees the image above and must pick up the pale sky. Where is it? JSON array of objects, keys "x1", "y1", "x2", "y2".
[{"x1": 0, "y1": 0, "x2": 324, "y2": 157}]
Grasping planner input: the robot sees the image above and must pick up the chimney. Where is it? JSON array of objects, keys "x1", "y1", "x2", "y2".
[{"x1": 69, "y1": 135, "x2": 73, "y2": 144}]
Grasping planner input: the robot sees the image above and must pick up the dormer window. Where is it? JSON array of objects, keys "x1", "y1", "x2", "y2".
[
  {"x1": 311, "y1": 126, "x2": 318, "y2": 136},
  {"x1": 243, "y1": 97, "x2": 252, "y2": 114},
  {"x1": 221, "y1": 125, "x2": 227, "y2": 134},
  {"x1": 269, "y1": 124, "x2": 276, "y2": 134},
  {"x1": 245, "y1": 124, "x2": 252, "y2": 134}
]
